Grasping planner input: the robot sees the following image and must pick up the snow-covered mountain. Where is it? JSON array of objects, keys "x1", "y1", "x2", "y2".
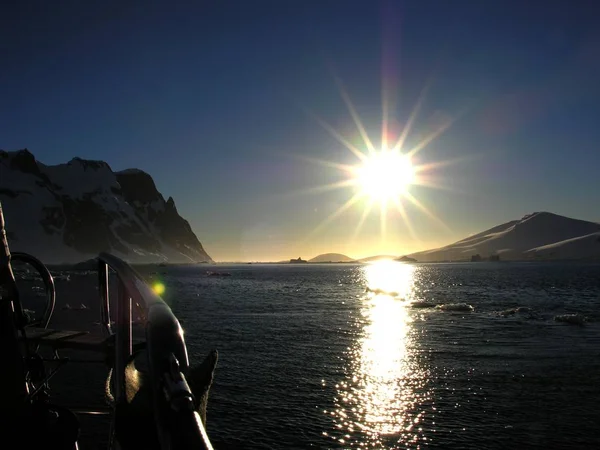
[
  {"x1": 406, "y1": 212, "x2": 600, "y2": 262},
  {"x1": 0, "y1": 149, "x2": 212, "y2": 264}
]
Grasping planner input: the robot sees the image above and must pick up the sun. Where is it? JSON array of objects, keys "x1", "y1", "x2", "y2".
[
  {"x1": 286, "y1": 56, "x2": 469, "y2": 244},
  {"x1": 353, "y1": 150, "x2": 414, "y2": 203}
]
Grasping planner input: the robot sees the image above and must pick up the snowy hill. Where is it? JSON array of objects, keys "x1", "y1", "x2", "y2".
[
  {"x1": 407, "y1": 212, "x2": 600, "y2": 262},
  {"x1": 524, "y1": 232, "x2": 600, "y2": 260},
  {"x1": 0, "y1": 149, "x2": 212, "y2": 264},
  {"x1": 308, "y1": 253, "x2": 355, "y2": 263}
]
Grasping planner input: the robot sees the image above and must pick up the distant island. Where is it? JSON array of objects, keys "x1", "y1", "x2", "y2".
[
  {"x1": 395, "y1": 256, "x2": 417, "y2": 262},
  {"x1": 289, "y1": 257, "x2": 308, "y2": 264},
  {"x1": 309, "y1": 253, "x2": 355, "y2": 263},
  {"x1": 283, "y1": 254, "x2": 363, "y2": 264}
]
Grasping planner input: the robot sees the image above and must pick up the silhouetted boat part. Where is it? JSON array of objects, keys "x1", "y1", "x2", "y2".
[{"x1": 0, "y1": 201, "x2": 216, "y2": 449}]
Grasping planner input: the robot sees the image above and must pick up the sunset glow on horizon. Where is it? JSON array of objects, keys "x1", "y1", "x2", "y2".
[
  {"x1": 5, "y1": 2, "x2": 599, "y2": 262},
  {"x1": 283, "y1": 58, "x2": 467, "y2": 262}
]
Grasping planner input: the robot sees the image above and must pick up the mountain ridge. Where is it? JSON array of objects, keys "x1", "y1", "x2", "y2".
[
  {"x1": 406, "y1": 211, "x2": 600, "y2": 262},
  {"x1": 0, "y1": 149, "x2": 212, "y2": 264}
]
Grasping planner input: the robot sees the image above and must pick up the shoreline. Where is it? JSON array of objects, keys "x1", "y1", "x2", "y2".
[{"x1": 44, "y1": 258, "x2": 600, "y2": 271}]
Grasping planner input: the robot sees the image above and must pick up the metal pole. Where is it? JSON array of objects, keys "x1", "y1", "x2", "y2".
[
  {"x1": 114, "y1": 278, "x2": 132, "y2": 402},
  {"x1": 98, "y1": 260, "x2": 112, "y2": 336}
]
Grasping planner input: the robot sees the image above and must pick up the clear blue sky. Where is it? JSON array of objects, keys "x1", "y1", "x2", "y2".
[{"x1": 2, "y1": 0, "x2": 599, "y2": 261}]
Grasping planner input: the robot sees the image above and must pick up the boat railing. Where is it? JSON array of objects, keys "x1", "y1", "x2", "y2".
[
  {"x1": 1, "y1": 198, "x2": 214, "y2": 449},
  {"x1": 97, "y1": 252, "x2": 214, "y2": 449}
]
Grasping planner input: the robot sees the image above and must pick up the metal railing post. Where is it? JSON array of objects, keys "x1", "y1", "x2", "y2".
[
  {"x1": 114, "y1": 278, "x2": 132, "y2": 402},
  {"x1": 98, "y1": 260, "x2": 111, "y2": 336}
]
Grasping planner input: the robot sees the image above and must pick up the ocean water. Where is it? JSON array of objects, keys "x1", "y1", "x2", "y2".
[{"x1": 147, "y1": 262, "x2": 600, "y2": 450}]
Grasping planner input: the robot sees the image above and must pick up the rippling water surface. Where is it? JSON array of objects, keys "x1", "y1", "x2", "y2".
[{"x1": 154, "y1": 262, "x2": 600, "y2": 449}]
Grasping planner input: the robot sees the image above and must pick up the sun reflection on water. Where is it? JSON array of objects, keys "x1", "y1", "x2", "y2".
[{"x1": 330, "y1": 261, "x2": 431, "y2": 448}]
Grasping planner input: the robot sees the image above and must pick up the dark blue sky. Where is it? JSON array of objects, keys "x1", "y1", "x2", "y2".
[{"x1": 2, "y1": 0, "x2": 599, "y2": 261}]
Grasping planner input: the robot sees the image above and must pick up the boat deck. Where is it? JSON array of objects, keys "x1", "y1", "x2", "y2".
[{"x1": 22, "y1": 327, "x2": 110, "y2": 352}]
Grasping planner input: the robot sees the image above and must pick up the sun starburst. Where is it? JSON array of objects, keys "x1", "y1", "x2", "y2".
[
  {"x1": 291, "y1": 78, "x2": 464, "y2": 247},
  {"x1": 279, "y1": 41, "x2": 481, "y2": 251}
]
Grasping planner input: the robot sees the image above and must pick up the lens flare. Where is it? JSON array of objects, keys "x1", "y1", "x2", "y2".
[{"x1": 152, "y1": 282, "x2": 165, "y2": 296}]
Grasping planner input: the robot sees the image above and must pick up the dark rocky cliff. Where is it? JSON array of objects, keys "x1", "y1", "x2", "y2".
[{"x1": 0, "y1": 149, "x2": 212, "y2": 264}]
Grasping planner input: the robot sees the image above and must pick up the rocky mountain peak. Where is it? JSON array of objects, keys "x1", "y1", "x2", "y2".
[{"x1": 0, "y1": 149, "x2": 212, "y2": 264}]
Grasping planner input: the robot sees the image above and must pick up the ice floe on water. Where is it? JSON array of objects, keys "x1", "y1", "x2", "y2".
[
  {"x1": 436, "y1": 302, "x2": 474, "y2": 312},
  {"x1": 407, "y1": 301, "x2": 475, "y2": 311},
  {"x1": 409, "y1": 301, "x2": 438, "y2": 309},
  {"x1": 554, "y1": 313, "x2": 588, "y2": 325},
  {"x1": 497, "y1": 307, "x2": 536, "y2": 318},
  {"x1": 492, "y1": 307, "x2": 593, "y2": 325}
]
